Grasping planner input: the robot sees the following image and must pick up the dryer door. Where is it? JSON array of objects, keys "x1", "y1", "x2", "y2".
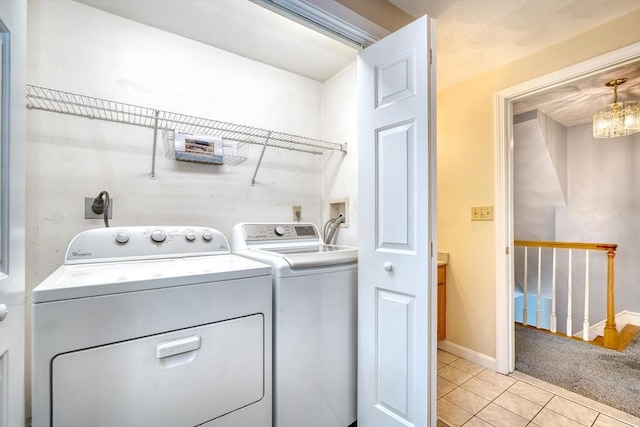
[{"x1": 51, "y1": 314, "x2": 265, "y2": 427}]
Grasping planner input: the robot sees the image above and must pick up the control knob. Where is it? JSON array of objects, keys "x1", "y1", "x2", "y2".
[
  {"x1": 274, "y1": 226, "x2": 286, "y2": 236},
  {"x1": 202, "y1": 231, "x2": 213, "y2": 242},
  {"x1": 150, "y1": 229, "x2": 167, "y2": 243},
  {"x1": 185, "y1": 230, "x2": 196, "y2": 241},
  {"x1": 115, "y1": 232, "x2": 129, "y2": 244}
]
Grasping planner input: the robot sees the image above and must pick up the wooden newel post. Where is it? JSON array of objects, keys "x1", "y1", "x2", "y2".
[{"x1": 603, "y1": 247, "x2": 618, "y2": 349}]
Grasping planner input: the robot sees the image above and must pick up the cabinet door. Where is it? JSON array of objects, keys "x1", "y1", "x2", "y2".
[{"x1": 438, "y1": 266, "x2": 446, "y2": 341}]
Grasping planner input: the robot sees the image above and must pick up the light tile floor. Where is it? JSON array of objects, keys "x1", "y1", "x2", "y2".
[{"x1": 437, "y1": 349, "x2": 640, "y2": 427}]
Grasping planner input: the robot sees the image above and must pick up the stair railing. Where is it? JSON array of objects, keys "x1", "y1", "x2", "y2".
[{"x1": 514, "y1": 240, "x2": 619, "y2": 349}]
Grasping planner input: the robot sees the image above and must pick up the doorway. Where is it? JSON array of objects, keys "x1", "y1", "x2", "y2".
[{"x1": 494, "y1": 42, "x2": 640, "y2": 374}]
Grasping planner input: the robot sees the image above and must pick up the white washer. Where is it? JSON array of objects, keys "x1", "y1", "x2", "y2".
[
  {"x1": 231, "y1": 222, "x2": 357, "y2": 427},
  {"x1": 32, "y1": 226, "x2": 272, "y2": 427}
]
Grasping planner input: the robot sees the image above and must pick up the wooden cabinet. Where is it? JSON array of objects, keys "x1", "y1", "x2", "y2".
[{"x1": 437, "y1": 264, "x2": 446, "y2": 341}]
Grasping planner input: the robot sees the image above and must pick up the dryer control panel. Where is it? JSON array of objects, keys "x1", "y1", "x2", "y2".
[{"x1": 65, "y1": 226, "x2": 230, "y2": 264}]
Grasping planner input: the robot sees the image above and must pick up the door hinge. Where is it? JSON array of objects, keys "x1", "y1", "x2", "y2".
[
  {"x1": 429, "y1": 49, "x2": 433, "y2": 65},
  {"x1": 506, "y1": 246, "x2": 510, "y2": 255},
  {"x1": 430, "y1": 241, "x2": 433, "y2": 258}
]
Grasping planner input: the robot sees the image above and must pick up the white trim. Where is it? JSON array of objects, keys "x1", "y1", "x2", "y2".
[
  {"x1": 249, "y1": 0, "x2": 389, "y2": 49},
  {"x1": 495, "y1": 42, "x2": 640, "y2": 374},
  {"x1": 495, "y1": 89, "x2": 514, "y2": 374},
  {"x1": 573, "y1": 310, "x2": 640, "y2": 341},
  {"x1": 438, "y1": 340, "x2": 497, "y2": 371},
  {"x1": 618, "y1": 310, "x2": 640, "y2": 327}
]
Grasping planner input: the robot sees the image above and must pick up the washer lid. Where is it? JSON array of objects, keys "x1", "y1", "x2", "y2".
[
  {"x1": 33, "y1": 254, "x2": 271, "y2": 303},
  {"x1": 250, "y1": 245, "x2": 357, "y2": 269}
]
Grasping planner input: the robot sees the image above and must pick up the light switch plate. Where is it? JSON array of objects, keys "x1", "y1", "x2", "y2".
[{"x1": 471, "y1": 206, "x2": 493, "y2": 221}]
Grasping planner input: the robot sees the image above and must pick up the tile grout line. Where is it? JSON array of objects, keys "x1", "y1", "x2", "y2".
[
  {"x1": 437, "y1": 350, "x2": 638, "y2": 427},
  {"x1": 439, "y1": 366, "x2": 528, "y2": 425},
  {"x1": 510, "y1": 371, "x2": 640, "y2": 425}
]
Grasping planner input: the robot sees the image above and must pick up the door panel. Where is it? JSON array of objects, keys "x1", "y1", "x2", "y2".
[
  {"x1": 376, "y1": 51, "x2": 415, "y2": 108},
  {"x1": 358, "y1": 15, "x2": 436, "y2": 427},
  {"x1": 377, "y1": 121, "x2": 415, "y2": 250},
  {"x1": 376, "y1": 289, "x2": 414, "y2": 419}
]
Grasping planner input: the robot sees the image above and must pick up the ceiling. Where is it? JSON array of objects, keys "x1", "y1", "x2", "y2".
[
  {"x1": 74, "y1": 0, "x2": 358, "y2": 83},
  {"x1": 389, "y1": 0, "x2": 640, "y2": 89},
  {"x1": 74, "y1": 0, "x2": 640, "y2": 126},
  {"x1": 513, "y1": 63, "x2": 640, "y2": 127}
]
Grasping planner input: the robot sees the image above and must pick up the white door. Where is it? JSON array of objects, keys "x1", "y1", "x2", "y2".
[
  {"x1": 358, "y1": 15, "x2": 436, "y2": 427},
  {"x1": 0, "y1": 2, "x2": 26, "y2": 427}
]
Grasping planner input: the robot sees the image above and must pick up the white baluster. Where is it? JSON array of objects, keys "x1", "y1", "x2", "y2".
[
  {"x1": 567, "y1": 249, "x2": 573, "y2": 337},
  {"x1": 551, "y1": 248, "x2": 557, "y2": 333},
  {"x1": 537, "y1": 246, "x2": 542, "y2": 328},
  {"x1": 523, "y1": 246, "x2": 528, "y2": 326},
  {"x1": 583, "y1": 250, "x2": 590, "y2": 341}
]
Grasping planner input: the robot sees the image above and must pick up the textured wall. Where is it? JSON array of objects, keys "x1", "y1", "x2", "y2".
[{"x1": 321, "y1": 62, "x2": 358, "y2": 247}]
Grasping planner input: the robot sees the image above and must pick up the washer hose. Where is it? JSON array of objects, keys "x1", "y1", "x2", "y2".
[{"x1": 323, "y1": 214, "x2": 344, "y2": 244}]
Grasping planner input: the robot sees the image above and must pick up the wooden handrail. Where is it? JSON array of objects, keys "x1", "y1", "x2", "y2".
[
  {"x1": 514, "y1": 240, "x2": 618, "y2": 349},
  {"x1": 515, "y1": 240, "x2": 617, "y2": 252}
]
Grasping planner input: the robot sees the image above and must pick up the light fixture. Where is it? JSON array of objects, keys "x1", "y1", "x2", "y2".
[{"x1": 593, "y1": 77, "x2": 640, "y2": 138}]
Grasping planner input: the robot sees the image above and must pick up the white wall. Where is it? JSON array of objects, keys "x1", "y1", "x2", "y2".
[
  {"x1": 26, "y1": 0, "x2": 354, "y2": 416},
  {"x1": 538, "y1": 111, "x2": 568, "y2": 201},
  {"x1": 555, "y1": 123, "x2": 640, "y2": 322},
  {"x1": 321, "y1": 62, "x2": 358, "y2": 246},
  {"x1": 513, "y1": 113, "x2": 567, "y2": 242},
  {"x1": 513, "y1": 113, "x2": 567, "y2": 304}
]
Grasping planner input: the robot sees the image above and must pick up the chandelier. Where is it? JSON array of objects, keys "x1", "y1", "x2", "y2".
[{"x1": 592, "y1": 78, "x2": 640, "y2": 138}]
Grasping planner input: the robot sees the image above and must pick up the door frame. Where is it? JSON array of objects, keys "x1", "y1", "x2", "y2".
[{"x1": 494, "y1": 42, "x2": 640, "y2": 374}]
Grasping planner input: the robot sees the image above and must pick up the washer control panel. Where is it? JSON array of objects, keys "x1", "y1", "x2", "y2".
[
  {"x1": 240, "y1": 223, "x2": 319, "y2": 242},
  {"x1": 65, "y1": 226, "x2": 230, "y2": 264}
]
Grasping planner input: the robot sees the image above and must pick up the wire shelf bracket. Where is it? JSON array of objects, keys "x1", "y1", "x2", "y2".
[{"x1": 26, "y1": 85, "x2": 348, "y2": 180}]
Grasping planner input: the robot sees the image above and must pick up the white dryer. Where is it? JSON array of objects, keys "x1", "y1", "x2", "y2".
[
  {"x1": 32, "y1": 226, "x2": 272, "y2": 427},
  {"x1": 231, "y1": 222, "x2": 357, "y2": 427}
]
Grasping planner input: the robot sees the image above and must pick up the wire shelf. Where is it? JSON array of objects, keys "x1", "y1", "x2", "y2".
[{"x1": 26, "y1": 85, "x2": 347, "y2": 155}]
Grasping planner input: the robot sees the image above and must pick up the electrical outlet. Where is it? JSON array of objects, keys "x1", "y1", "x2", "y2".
[
  {"x1": 85, "y1": 197, "x2": 113, "y2": 219},
  {"x1": 292, "y1": 205, "x2": 302, "y2": 222},
  {"x1": 471, "y1": 206, "x2": 493, "y2": 221}
]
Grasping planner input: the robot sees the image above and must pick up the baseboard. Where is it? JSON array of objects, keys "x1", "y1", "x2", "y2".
[
  {"x1": 618, "y1": 311, "x2": 640, "y2": 328},
  {"x1": 573, "y1": 310, "x2": 640, "y2": 340},
  {"x1": 437, "y1": 340, "x2": 496, "y2": 371}
]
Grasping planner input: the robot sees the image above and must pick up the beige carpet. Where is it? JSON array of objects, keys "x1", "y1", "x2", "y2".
[{"x1": 515, "y1": 324, "x2": 640, "y2": 417}]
